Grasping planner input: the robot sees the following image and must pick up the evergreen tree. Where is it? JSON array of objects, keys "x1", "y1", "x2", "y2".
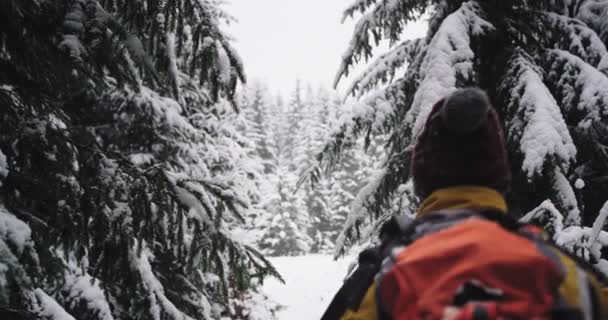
[
  {"x1": 0, "y1": 0, "x2": 278, "y2": 319},
  {"x1": 299, "y1": 88, "x2": 338, "y2": 253},
  {"x1": 255, "y1": 83, "x2": 313, "y2": 256},
  {"x1": 299, "y1": 88, "x2": 387, "y2": 254},
  {"x1": 283, "y1": 80, "x2": 306, "y2": 172},
  {"x1": 239, "y1": 82, "x2": 276, "y2": 174},
  {"x1": 317, "y1": 0, "x2": 608, "y2": 273},
  {"x1": 257, "y1": 166, "x2": 312, "y2": 256}
]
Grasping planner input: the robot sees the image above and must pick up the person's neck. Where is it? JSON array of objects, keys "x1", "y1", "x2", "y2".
[{"x1": 417, "y1": 186, "x2": 508, "y2": 217}]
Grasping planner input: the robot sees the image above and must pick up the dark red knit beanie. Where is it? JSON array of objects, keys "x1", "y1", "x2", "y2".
[{"x1": 411, "y1": 88, "x2": 511, "y2": 198}]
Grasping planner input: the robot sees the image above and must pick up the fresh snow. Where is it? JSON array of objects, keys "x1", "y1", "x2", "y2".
[
  {"x1": 262, "y1": 255, "x2": 355, "y2": 320},
  {"x1": 552, "y1": 168, "x2": 581, "y2": 226},
  {"x1": 544, "y1": 12, "x2": 608, "y2": 70},
  {"x1": 590, "y1": 201, "x2": 608, "y2": 246},
  {"x1": 548, "y1": 49, "x2": 608, "y2": 124},
  {"x1": 521, "y1": 200, "x2": 608, "y2": 265},
  {"x1": 129, "y1": 153, "x2": 155, "y2": 165},
  {"x1": 0, "y1": 204, "x2": 33, "y2": 255},
  {"x1": 129, "y1": 244, "x2": 195, "y2": 320},
  {"x1": 63, "y1": 267, "x2": 115, "y2": 320},
  {"x1": 31, "y1": 289, "x2": 76, "y2": 320},
  {"x1": 166, "y1": 32, "x2": 180, "y2": 89},
  {"x1": 504, "y1": 51, "x2": 577, "y2": 178},
  {"x1": 216, "y1": 41, "x2": 232, "y2": 85},
  {"x1": 345, "y1": 38, "x2": 424, "y2": 98},
  {"x1": 520, "y1": 200, "x2": 565, "y2": 234},
  {"x1": 334, "y1": 168, "x2": 386, "y2": 256},
  {"x1": 577, "y1": 1, "x2": 608, "y2": 47},
  {"x1": 0, "y1": 149, "x2": 7, "y2": 179}
]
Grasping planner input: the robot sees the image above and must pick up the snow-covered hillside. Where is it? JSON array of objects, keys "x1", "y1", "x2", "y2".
[{"x1": 263, "y1": 255, "x2": 355, "y2": 320}]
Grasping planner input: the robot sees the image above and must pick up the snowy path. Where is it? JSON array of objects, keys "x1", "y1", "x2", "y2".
[{"x1": 262, "y1": 255, "x2": 354, "y2": 320}]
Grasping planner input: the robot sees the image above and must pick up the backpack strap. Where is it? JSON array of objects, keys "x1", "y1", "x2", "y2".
[{"x1": 320, "y1": 247, "x2": 382, "y2": 320}]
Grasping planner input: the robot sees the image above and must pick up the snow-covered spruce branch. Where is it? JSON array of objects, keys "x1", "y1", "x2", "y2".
[
  {"x1": 0, "y1": 205, "x2": 36, "y2": 306},
  {"x1": 58, "y1": 255, "x2": 114, "y2": 320},
  {"x1": 312, "y1": 84, "x2": 398, "y2": 175},
  {"x1": 333, "y1": 168, "x2": 387, "y2": 257},
  {"x1": 342, "y1": 0, "x2": 379, "y2": 21},
  {"x1": 129, "y1": 243, "x2": 196, "y2": 320},
  {"x1": 521, "y1": 200, "x2": 608, "y2": 276},
  {"x1": 543, "y1": 49, "x2": 608, "y2": 125},
  {"x1": 335, "y1": 0, "x2": 428, "y2": 87},
  {"x1": 499, "y1": 49, "x2": 576, "y2": 179},
  {"x1": 333, "y1": 150, "x2": 414, "y2": 257},
  {"x1": 540, "y1": 12, "x2": 608, "y2": 73},
  {"x1": 345, "y1": 38, "x2": 426, "y2": 98},
  {"x1": 499, "y1": 49, "x2": 580, "y2": 224},
  {"x1": 576, "y1": 0, "x2": 608, "y2": 46}
]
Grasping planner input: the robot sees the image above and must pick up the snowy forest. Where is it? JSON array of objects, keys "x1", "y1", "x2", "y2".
[
  {"x1": 1, "y1": 0, "x2": 608, "y2": 319},
  {"x1": 237, "y1": 81, "x2": 383, "y2": 257}
]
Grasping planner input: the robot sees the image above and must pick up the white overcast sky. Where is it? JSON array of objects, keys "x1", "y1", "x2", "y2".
[{"x1": 226, "y1": 0, "x2": 428, "y2": 96}]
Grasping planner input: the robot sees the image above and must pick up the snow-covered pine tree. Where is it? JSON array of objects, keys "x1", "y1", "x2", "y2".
[
  {"x1": 293, "y1": 87, "x2": 387, "y2": 254},
  {"x1": 239, "y1": 82, "x2": 277, "y2": 175},
  {"x1": 283, "y1": 80, "x2": 307, "y2": 173},
  {"x1": 293, "y1": 86, "x2": 331, "y2": 251},
  {"x1": 235, "y1": 83, "x2": 286, "y2": 252},
  {"x1": 254, "y1": 83, "x2": 314, "y2": 256},
  {"x1": 0, "y1": 0, "x2": 279, "y2": 319},
  {"x1": 257, "y1": 164, "x2": 313, "y2": 257},
  {"x1": 300, "y1": 88, "x2": 339, "y2": 253},
  {"x1": 318, "y1": 0, "x2": 608, "y2": 272}
]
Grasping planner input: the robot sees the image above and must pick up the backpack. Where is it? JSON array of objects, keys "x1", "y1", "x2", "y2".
[{"x1": 321, "y1": 209, "x2": 608, "y2": 320}]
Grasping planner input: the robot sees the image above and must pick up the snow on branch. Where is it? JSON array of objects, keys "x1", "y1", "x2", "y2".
[
  {"x1": 129, "y1": 243, "x2": 196, "y2": 320},
  {"x1": 315, "y1": 82, "x2": 399, "y2": 174},
  {"x1": 520, "y1": 200, "x2": 565, "y2": 237},
  {"x1": 545, "y1": 49, "x2": 608, "y2": 125},
  {"x1": 342, "y1": 0, "x2": 379, "y2": 22},
  {"x1": 521, "y1": 200, "x2": 608, "y2": 276},
  {"x1": 0, "y1": 243, "x2": 23, "y2": 302},
  {"x1": 406, "y1": 1, "x2": 494, "y2": 136},
  {"x1": 221, "y1": 39, "x2": 246, "y2": 84},
  {"x1": 551, "y1": 168, "x2": 581, "y2": 225},
  {"x1": 166, "y1": 172, "x2": 249, "y2": 230},
  {"x1": 61, "y1": 257, "x2": 114, "y2": 320},
  {"x1": 59, "y1": 1, "x2": 88, "y2": 62},
  {"x1": 333, "y1": 150, "x2": 413, "y2": 257},
  {"x1": 215, "y1": 40, "x2": 232, "y2": 86},
  {"x1": 590, "y1": 201, "x2": 608, "y2": 247},
  {"x1": 345, "y1": 38, "x2": 426, "y2": 97},
  {"x1": 0, "y1": 204, "x2": 34, "y2": 255},
  {"x1": 335, "y1": 0, "x2": 428, "y2": 87},
  {"x1": 334, "y1": 168, "x2": 387, "y2": 257},
  {"x1": 542, "y1": 12, "x2": 608, "y2": 73},
  {"x1": 500, "y1": 49, "x2": 576, "y2": 178},
  {"x1": 166, "y1": 32, "x2": 181, "y2": 98},
  {"x1": 0, "y1": 149, "x2": 6, "y2": 185},
  {"x1": 577, "y1": 0, "x2": 608, "y2": 45},
  {"x1": 30, "y1": 289, "x2": 76, "y2": 320}
]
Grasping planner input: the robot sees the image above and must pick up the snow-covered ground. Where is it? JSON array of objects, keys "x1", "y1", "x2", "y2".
[{"x1": 262, "y1": 254, "x2": 355, "y2": 320}]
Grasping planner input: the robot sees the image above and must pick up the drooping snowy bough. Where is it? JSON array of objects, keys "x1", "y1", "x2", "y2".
[{"x1": 317, "y1": 0, "x2": 608, "y2": 274}]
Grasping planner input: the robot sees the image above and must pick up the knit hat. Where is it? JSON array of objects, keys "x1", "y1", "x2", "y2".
[{"x1": 411, "y1": 88, "x2": 511, "y2": 198}]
